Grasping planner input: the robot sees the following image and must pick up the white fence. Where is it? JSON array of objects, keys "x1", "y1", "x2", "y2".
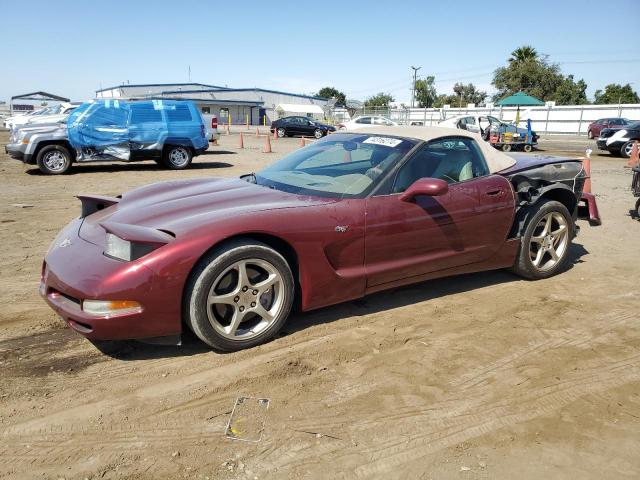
[{"x1": 363, "y1": 104, "x2": 640, "y2": 136}]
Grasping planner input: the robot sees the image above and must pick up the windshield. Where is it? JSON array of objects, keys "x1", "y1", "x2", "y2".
[{"x1": 254, "y1": 133, "x2": 416, "y2": 198}]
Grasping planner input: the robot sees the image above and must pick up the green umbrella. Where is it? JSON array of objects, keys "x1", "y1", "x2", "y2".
[
  {"x1": 496, "y1": 92, "x2": 544, "y2": 127},
  {"x1": 495, "y1": 91, "x2": 545, "y2": 106}
]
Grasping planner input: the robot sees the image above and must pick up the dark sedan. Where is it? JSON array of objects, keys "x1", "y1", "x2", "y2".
[
  {"x1": 270, "y1": 116, "x2": 336, "y2": 139},
  {"x1": 596, "y1": 121, "x2": 640, "y2": 158}
]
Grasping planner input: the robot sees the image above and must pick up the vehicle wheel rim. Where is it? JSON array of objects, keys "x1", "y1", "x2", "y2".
[
  {"x1": 44, "y1": 151, "x2": 67, "y2": 172},
  {"x1": 314, "y1": 129, "x2": 322, "y2": 139},
  {"x1": 624, "y1": 143, "x2": 633, "y2": 157},
  {"x1": 169, "y1": 147, "x2": 189, "y2": 166},
  {"x1": 529, "y1": 212, "x2": 569, "y2": 271},
  {"x1": 206, "y1": 259, "x2": 284, "y2": 340},
  {"x1": 277, "y1": 128, "x2": 285, "y2": 137}
]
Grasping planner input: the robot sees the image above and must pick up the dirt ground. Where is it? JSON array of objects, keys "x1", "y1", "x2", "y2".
[{"x1": 0, "y1": 129, "x2": 639, "y2": 480}]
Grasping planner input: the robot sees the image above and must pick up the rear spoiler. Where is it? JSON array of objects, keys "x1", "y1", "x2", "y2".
[
  {"x1": 77, "y1": 194, "x2": 120, "y2": 218},
  {"x1": 577, "y1": 192, "x2": 601, "y2": 226}
]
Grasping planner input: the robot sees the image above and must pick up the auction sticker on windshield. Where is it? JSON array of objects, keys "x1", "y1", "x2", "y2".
[{"x1": 363, "y1": 136, "x2": 403, "y2": 148}]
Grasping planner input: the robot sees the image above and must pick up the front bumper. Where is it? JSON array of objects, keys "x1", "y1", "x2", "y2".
[
  {"x1": 5, "y1": 143, "x2": 27, "y2": 161},
  {"x1": 577, "y1": 192, "x2": 602, "y2": 226},
  {"x1": 40, "y1": 218, "x2": 183, "y2": 341}
]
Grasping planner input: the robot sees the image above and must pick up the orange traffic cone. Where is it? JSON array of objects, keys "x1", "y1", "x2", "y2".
[
  {"x1": 263, "y1": 134, "x2": 272, "y2": 153},
  {"x1": 238, "y1": 132, "x2": 244, "y2": 149},
  {"x1": 255, "y1": 128, "x2": 260, "y2": 137},
  {"x1": 299, "y1": 137, "x2": 305, "y2": 147},
  {"x1": 273, "y1": 128, "x2": 278, "y2": 140},
  {"x1": 582, "y1": 156, "x2": 591, "y2": 193},
  {"x1": 627, "y1": 141, "x2": 639, "y2": 168},
  {"x1": 226, "y1": 123, "x2": 230, "y2": 135}
]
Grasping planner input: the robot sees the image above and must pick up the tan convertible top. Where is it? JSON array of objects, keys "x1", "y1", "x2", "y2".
[{"x1": 348, "y1": 125, "x2": 517, "y2": 173}]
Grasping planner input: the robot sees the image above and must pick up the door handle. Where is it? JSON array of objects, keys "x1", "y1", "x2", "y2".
[{"x1": 485, "y1": 188, "x2": 504, "y2": 197}]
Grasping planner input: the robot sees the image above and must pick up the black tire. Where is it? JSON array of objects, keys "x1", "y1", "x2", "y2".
[
  {"x1": 36, "y1": 144, "x2": 72, "y2": 175},
  {"x1": 621, "y1": 141, "x2": 634, "y2": 159},
  {"x1": 587, "y1": 130, "x2": 594, "y2": 139},
  {"x1": 523, "y1": 144, "x2": 533, "y2": 153},
  {"x1": 162, "y1": 145, "x2": 193, "y2": 170},
  {"x1": 635, "y1": 198, "x2": 640, "y2": 220},
  {"x1": 510, "y1": 200, "x2": 574, "y2": 280},
  {"x1": 277, "y1": 127, "x2": 286, "y2": 138},
  {"x1": 183, "y1": 240, "x2": 295, "y2": 351},
  {"x1": 314, "y1": 128, "x2": 323, "y2": 139},
  {"x1": 501, "y1": 144, "x2": 512, "y2": 152}
]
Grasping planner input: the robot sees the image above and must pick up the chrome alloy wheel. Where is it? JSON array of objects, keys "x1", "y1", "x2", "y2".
[
  {"x1": 623, "y1": 142, "x2": 635, "y2": 157},
  {"x1": 529, "y1": 212, "x2": 569, "y2": 271},
  {"x1": 43, "y1": 151, "x2": 67, "y2": 172},
  {"x1": 206, "y1": 259, "x2": 284, "y2": 340},
  {"x1": 168, "y1": 147, "x2": 189, "y2": 167}
]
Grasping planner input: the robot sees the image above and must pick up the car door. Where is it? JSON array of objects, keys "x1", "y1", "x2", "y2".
[
  {"x1": 285, "y1": 117, "x2": 301, "y2": 136},
  {"x1": 364, "y1": 136, "x2": 515, "y2": 287},
  {"x1": 301, "y1": 117, "x2": 316, "y2": 136},
  {"x1": 128, "y1": 101, "x2": 166, "y2": 154}
]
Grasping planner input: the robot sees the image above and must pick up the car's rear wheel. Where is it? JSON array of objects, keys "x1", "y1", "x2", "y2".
[
  {"x1": 523, "y1": 144, "x2": 533, "y2": 153},
  {"x1": 587, "y1": 130, "x2": 594, "y2": 139},
  {"x1": 511, "y1": 200, "x2": 573, "y2": 280},
  {"x1": 501, "y1": 144, "x2": 512, "y2": 152},
  {"x1": 163, "y1": 145, "x2": 193, "y2": 169},
  {"x1": 621, "y1": 141, "x2": 635, "y2": 159},
  {"x1": 37, "y1": 145, "x2": 72, "y2": 175},
  {"x1": 314, "y1": 128, "x2": 323, "y2": 139},
  {"x1": 277, "y1": 128, "x2": 286, "y2": 138},
  {"x1": 184, "y1": 240, "x2": 295, "y2": 351}
]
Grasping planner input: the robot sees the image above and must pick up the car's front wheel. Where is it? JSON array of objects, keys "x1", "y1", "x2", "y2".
[
  {"x1": 184, "y1": 240, "x2": 295, "y2": 351},
  {"x1": 587, "y1": 129, "x2": 594, "y2": 139},
  {"x1": 37, "y1": 145, "x2": 72, "y2": 175},
  {"x1": 621, "y1": 141, "x2": 635, "y2": 159},
  {"x1": 314, "y1": 128, "x2": 324, "y2": 139},
  {"x1": 163, "y1": 145, "x2": 193, "y2": 169},
  {"x1": 511, "y1": 200, "x2": 573, "y2": 280}
]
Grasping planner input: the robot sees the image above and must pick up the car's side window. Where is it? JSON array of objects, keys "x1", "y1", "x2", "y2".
[
  {"x1": 393, "y1": 137, "x2": 490, "y2": 193},
  {"x1": 356, "y1": 117, "x2": 371, "y2": 124}
]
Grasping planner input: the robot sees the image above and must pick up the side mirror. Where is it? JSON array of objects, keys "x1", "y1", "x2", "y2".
[{"x1": 399, "y1": 178, "x2": 449, "y2": 202}]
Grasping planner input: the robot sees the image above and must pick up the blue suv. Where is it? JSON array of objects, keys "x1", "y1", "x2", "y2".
[{"x1": 6, "y1": 99, "x2": 208, "y2": 174}]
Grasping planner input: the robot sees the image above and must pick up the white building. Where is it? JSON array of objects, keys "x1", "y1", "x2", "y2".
[{"x1": 95, "y1": 83, "x2": 330, "y2": 125}]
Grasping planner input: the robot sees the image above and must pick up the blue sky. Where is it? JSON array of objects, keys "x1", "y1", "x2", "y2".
[{"x1": 1, "y1": 0, "x2": 638, "y2": 103}]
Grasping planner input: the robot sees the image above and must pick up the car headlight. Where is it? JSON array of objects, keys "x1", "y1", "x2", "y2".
[
  {"x1": 105, "y1": 233, "x2": 157, "y2": 261},
  {"x1": 83, "y1": 299, "x2": 142, "y2": 317}
]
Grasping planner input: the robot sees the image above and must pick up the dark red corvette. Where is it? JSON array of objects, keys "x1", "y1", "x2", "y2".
[{"x1": 41, "y1": 127, "x2": 601, "y2": 351}]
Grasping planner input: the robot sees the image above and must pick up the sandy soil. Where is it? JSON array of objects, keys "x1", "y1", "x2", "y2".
[{"x1": 0, "y1": 129, "x2": 639, "y2": 480}]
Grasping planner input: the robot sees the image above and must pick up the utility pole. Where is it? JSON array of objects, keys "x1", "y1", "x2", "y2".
[{"x1": 411, "y1": 66, "x2": 421, "y2": 108}]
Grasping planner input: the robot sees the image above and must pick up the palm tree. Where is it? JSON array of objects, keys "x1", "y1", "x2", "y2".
[{"x1": 509, "y1": 46, "x2": 538, "y2": 64}]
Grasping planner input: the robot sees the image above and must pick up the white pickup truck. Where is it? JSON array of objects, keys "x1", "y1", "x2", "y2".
[{"x1": 201, "y1": 113, "x2": 220, "y2": 142}]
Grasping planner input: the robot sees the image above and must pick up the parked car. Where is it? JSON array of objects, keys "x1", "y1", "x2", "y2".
[
  {"x1": 5, "y1": 99, "x2": 208, "y2": 174},
  {"x1": 587, "y1": 118, "x2": 630, "y2": 139},
  {"x1": 3, "y1": 107, "x2": 48, "y2": 129},
  {"x1": 438, "y1": 115, "x2": 539, "y2": 145},
  {"x1": 270, "y1": 116, "x2": 336, "y2": 138},
  {"x1": 201, "y1": 113, "x2": 220, "y2": 142},
  {"x1": 338, "y1": 115, "x2": 398, "y2": 130},
  {"x1": 596, "y1": 121, "x2": 640, "y2": 158},
  {"x1": 40, "y1": 126, "x2": 600, "y2": 352},
  {"x1": 6, "y1": 103, "x2": 79, "y2": 130}
]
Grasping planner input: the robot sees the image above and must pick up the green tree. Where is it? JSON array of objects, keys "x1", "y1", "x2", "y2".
[
  {"x1": 432, "y1": 83, "x2": 487, "y2": 108},
  {"x1": 509, "y1": 45, "x2": 538, "y2": 64},
  {"x1": 365, "y1": 92, "x2": 395, "y2": 107},
  {"x1": 493, "y1": 48, "x2": 589, "y2": 105},
  {"x1": 317, "y1": 87, "x2": 346, "y2": 106},
  {"x1": 594, "y1": 84, "x2": 639, "y2": 104},
  {"x1": 553, "y1": 75, "x2": 589, "y2": 105},
  {"x1": 414, "y1": 76, "x2": 437, "y2": 108}
]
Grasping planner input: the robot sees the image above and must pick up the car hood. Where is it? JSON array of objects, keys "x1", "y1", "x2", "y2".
[{"x1": 79, "y1": 177, "x2": 335, "y2": 244}]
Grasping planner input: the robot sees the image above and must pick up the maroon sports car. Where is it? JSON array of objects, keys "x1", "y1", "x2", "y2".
[{"x1": 41, "y1": 127, "x2": 601, "y2": 351}]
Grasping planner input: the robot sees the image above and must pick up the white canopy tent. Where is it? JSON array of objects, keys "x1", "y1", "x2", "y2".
[{"x1": 275, "y1": 103, "x2": 324, "y2": 120}]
